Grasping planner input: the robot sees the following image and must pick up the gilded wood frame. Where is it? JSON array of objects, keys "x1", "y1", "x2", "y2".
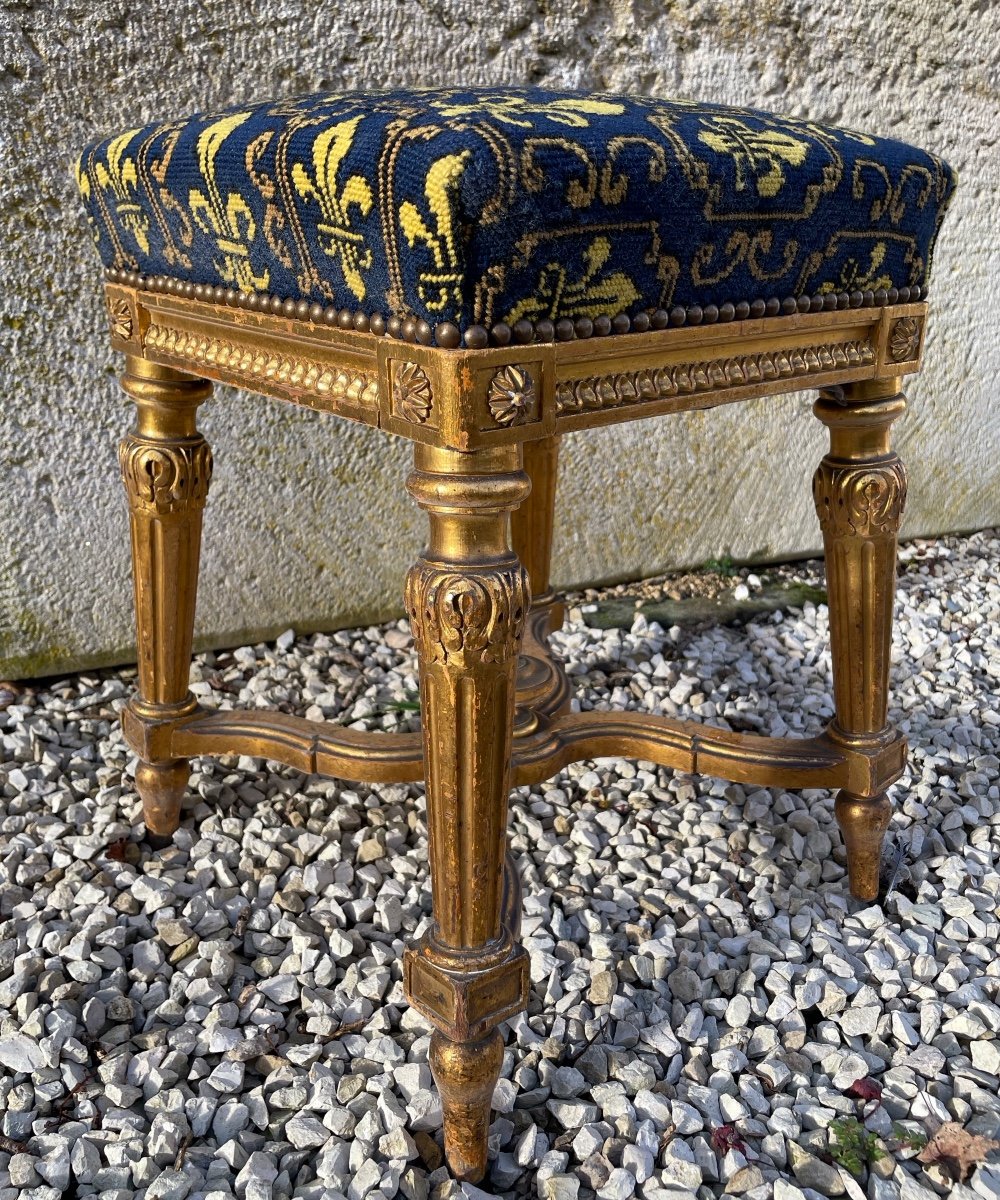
[{"x1": 108, "y1": 278, "x2": 921, "y2": 1181}]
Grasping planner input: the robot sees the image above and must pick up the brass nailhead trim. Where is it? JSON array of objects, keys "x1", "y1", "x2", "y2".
[{"x1": 105, "y1": 268, "x2": 925, "y2": 351}]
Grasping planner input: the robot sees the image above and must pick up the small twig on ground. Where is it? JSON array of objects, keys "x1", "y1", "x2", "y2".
[
  {"x1": 565, "y1": 1014, "x2": 610, "y2": 1066},
  {"x1": 175, "y1": 1133, "x2": 193, "y2": 1169}
]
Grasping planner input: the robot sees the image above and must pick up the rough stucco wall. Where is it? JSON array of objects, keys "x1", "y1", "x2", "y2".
[{"x1": 1, "y1": 0, "x2": 997, "y2": 678}]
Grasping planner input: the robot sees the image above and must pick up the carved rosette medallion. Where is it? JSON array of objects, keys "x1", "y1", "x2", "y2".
[
  {"x1": 888, "y1": 317, "x2": 921, "y2": 363},
  {"x1": 812, "y1": 459, "x2": 907, "y2": 539},
  {"x1": 393, "y1": 361, "x2": 433, "y2": 424},
  {"x1": 108, "y1": 296, "x2": 134, "y2": 341},
  {"x1": 119, "y1": 435, "x2": 214, "y2": 516},
  {"x1": 487, "y1": 364, "x2": 536, "y2": 427},
  {"x1": 405, "y1": 563, "x2": 530, "y2": 667}
]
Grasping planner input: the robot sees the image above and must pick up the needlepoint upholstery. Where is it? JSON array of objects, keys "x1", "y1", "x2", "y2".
[{"x1": 77, "y1": 87, "x2": 956, "y2": 336}]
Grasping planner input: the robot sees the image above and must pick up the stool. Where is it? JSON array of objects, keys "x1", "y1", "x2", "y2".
[{"x1": 77, "y1": 87, "x2": 955, "y2": 1181}]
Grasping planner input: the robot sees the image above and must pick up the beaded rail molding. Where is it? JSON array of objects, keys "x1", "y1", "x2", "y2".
[{"x1": 104, "y1": 268, "x2": 927, "y2": 351}]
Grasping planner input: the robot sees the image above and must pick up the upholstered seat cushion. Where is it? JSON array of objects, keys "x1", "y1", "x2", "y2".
[{"x1": 78, "y1": 87, "x2": 955, "y2": 347}]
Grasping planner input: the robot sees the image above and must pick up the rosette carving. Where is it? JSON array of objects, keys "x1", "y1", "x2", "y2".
[
  {"x1": 812, "y1": 459, "x2": 907, "y2": 538},
  {"x1": 393, "y1": 361, "x2": 433, "y2": 423},
  {"x1": 888, "y1": 317, "x2": 921, "y2": 363},
  {"x1": 405, "y1": 562, "x2": 529, "y2": 667},
  {"x1": 108, "y1": 296, "x2": 134, "y2": 341},
  {"x1": 119, "y1": 435, "x2": 214, "y2": 515},
  {"x1": 487, "y1": 364, "x2": 535, "y2": 427}
]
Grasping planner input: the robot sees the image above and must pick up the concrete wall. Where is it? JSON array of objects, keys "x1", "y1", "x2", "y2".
[{"x1": 2, "y1": 0, "x2": 997, "y2": 678}]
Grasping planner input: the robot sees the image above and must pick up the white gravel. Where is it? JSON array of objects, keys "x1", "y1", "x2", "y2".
[{"x1": 0, "y1": 529, "x2": 998, "y2": 1200}]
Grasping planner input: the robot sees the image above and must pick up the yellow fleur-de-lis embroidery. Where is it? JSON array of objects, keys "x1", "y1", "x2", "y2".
[
  {"x1": 698, "y1": 118, "x2": 809, "y2": 198},
  {"x1": 506, "y1": 236, "x2": 641, "y2": 323},
  {"x1": 94, "y1": 129, "x2": 150, "y2": 252},
  {"x1": 188, "y1": 113, "x2": 269, "y2": 293},
  {"x1": 829, "y1": 242, "x2": 894, "y2": 293},
  {"x1": 291, "y1": 117, "x2": 374, "y2": 301},
  {"x1": 399, "y1": 150, "x2": 472, "y2": 313},
  {"x1": 434, "y1": 96, "x2": 624, "y2": 129}
]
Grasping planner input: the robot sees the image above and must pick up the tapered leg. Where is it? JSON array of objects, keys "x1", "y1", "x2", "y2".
[
  {"x1": 813, "y1": 381, "x2": 907, "y2": 900},
  {"x1": 512, "y1": 435, "x2": 562, "y2": 631},
  {"x1": 403, "y1": 445, "x2": 531, "y2": 1182},
  {"x1": 119, "y1": 357, "x2": 213, "y2": 842},
  {"x1": 511, "y1": 436, "x2": 571, "y2": 727}
]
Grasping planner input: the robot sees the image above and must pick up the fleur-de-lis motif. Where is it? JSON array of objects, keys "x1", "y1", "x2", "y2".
[
  {"x1": 292, "y1": 117, "x2": 374, "y2": 301},
  {"x1": 399, "y1": 150, "x2": 472, "y2": 313},
  {"x1": 94, "y1": 129, "x2": 150, "y2": 252},
  {"x1": 506, "y1": 236, "x2": 641, "y2": 323},
  {"x1": 488, "y1": 365, "x2": 535, "y2": 427},
  {"x1": 432, "y1": 95, "x2": 625, "y2": 129},
  {"x1": 698, "y1": 118, "x2": 809, "y2": 198},
  {"x1": 188, "y1": 113, "x2": 270, "y2": 293}
]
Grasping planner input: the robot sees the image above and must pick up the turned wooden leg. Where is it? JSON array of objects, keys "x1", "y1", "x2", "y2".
[
  {"x1": 512, "y1": 435, "x2": 563, "y2": 631},
  {"x1": 813, "y1": 381, "x2": 907, "y2": 900},
  {"x1": 403, "y1": 445, "x2": 531, "y2": 1182},
  {"x1": 511, "y1": 436, "x2": 570, "y2": 727},
  {"x1": 119, "y1": 357, "x2": 213, "y2": 843}
]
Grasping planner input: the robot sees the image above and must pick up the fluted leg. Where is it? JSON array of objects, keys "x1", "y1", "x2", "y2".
[
  {"x1": 511, "y1": 436, "x2": 571, "y2": 728},
  {"x1": 119, "y1": 357, "x2": 213, "y2": 842},
  {"x1": 512, "y1": 435, "x2": 563, "y2": 631},
  {"x1": 813, "y1": 381, "x2": 907, "y2": 900},
  {"x1": 402, "y1": 445, "x2": 531, "y2": 1182}
]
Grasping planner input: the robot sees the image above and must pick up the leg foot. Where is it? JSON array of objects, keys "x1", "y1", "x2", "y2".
[
  {"x1": 429, "y1": 1030, "x2": 503, "y2": 1183},
  {"x1": 136, "y1": 759, "x2": 189, "y2": 839},
  {"x1": 836, "y1": 790, "x2": 891, "y2": 901}
]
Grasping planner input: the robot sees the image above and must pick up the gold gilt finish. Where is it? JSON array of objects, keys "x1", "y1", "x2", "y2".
[
  {"x1": 119, "y1": 357, "x2": 213, "y2": 841},
  {"x1": 402, "y1": 446, "x2": 531, "y2": 1178},
  {"x1": 108, "y1": 280, "x2": 930, "y2": 1182},
  {"x1": 813, "y1": 380, "x2": 908, "y2": 900}
]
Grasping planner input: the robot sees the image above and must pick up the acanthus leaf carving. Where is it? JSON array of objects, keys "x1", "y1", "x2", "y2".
[
  {"x1": 119, "y1": 434, "x2": 214, "y2": 516},
  {"x1": 812, "y1": 458, "x2": 907, "y2": 539},
  {"x1": 405, "y1": 562, "x2": 530, "y2": 667}
]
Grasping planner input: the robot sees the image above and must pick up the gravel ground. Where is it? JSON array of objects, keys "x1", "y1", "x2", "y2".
[{"x1": 0, "y1": 529, "x2": 998, "y2": 1200}]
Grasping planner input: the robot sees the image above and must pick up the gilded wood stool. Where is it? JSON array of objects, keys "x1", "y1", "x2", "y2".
[{"x1": 77, "y1": 88, "x2": 955, "y2": 1181}]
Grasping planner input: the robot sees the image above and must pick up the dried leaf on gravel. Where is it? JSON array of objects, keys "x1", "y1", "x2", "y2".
[
  {"x1": 917, "y1": 1122, "x2": 1000, "y2": 1181},
  {"x1": 847, "y1": 1077, "x2": 883, "y2": 1106},
  {"x1": 712, "y1": 1125, "x2": 749, "y2": 1155}
]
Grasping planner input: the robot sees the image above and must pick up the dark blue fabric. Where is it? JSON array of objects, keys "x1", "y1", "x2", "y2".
[{"x1": 77, "y1": 87, "x2": 956, "y2": 330}]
